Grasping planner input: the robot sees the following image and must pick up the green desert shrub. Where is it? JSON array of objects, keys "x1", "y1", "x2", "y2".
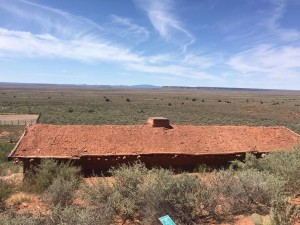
[
  {"x1": 0, "y1": 206, "x2": 112, "y2": 225},
  {"x1": 271, "y1": 198, "x2": 300, "y2": 225},
  {"x1": 231, "y1": 147, "x2": 300, "y2": 195},
  {"x1": 230, "y1": 152, "x2": 260, "y2": 171},
  {"x1": 258, "y1": 147, "x2": 300, "y2": 195},
  {"x1": 229, "y1": 148, "x2": 300, "y2": 224},
  {"x1": 204, "y1": 170, "x2": 250, "y2": 216},
  {"x1": 82, "y1": 163, "x2": 207, "y2": 225},
  {"x1": 0, "y1": 143, "x2": 14, "y2": 163},
  {"x1": 83, "y1": 163, "x2": 148, "y2": 224},
  {"x1": 0, "y1": 179, "x2": 13, "y2": 210},
  {"x1": 140, "y1": 169, "x2": 206, "y2": 225},
  {"x1": 236, "y1": 169, "x2": 285, "y2": 213},
  {"x1": 205, "y1": 169, "x2": 285, "y2": 217},
  {"x1": 0, "y1": 143, "x2": 20, "y2": 176},
  {"x1": 24, "y1": 159, "x2": 80, "y2": 193},
  {"x1": 43, "y1": 178, "x2": 79, "y2": 207},
  {"x1": 45, "y1": 205, "x2": 112, "y2": 225},
  {"x1": 0, "y1": 211, "x2": 42, "y2": 225}
]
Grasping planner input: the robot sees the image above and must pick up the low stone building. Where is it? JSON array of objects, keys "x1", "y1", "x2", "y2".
[{"x1": 8, "y1": 118, "x2": 300, "y2": 174}]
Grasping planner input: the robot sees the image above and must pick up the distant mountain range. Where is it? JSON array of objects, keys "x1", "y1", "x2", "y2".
[
  {"x1": 0, "y1": 82, "x2": 160, "y2": 89},
  {"x1": 0, "y1": 82, "x2": 298, "y2": 92}
]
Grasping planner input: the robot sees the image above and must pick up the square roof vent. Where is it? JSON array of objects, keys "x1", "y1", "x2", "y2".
[{"x1": 147, "y1": 117, "x2": 171, "y2": 128}]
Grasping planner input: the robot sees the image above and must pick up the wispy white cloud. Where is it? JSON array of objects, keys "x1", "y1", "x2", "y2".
[
  {"x1": 125, "y1": 62, "x2": 219, "y2": 81},
  {"x1": 146, "y1": 54, "x2": 174, "y2": 64},
  {"x1": 0, "y1": 0, "x2": 144, "y2": 63},
  {"x1": 0, "y1": 0, "x2": 103, "y2": 39},
  {"x1": 227, "y1": 44, "x2": 300, "y2": 79},
  {"x1": 222, "y1": 0, "x2": 300, "y2": 85},
  {"x1": 0, "y1": 0, "x2": 221, "y2": 83},
  {"x1": 255, "y1": 0, "x2": 300, "y2": 42},
  {"x1": 0, "y1": 28, "x2": 143, "y2": 63},
  {"x1": 182, "y1": 53, "x2": 222, "y2": 69},
  {"x1": 0, "y1": 27, "x2": 218, "y2": 81},
  {"x1": 220, "y1": 0, "x2": 300, "y2": 44},
  {"x1": 134, "y1": 0, "x2": 195, "y2": 52},
  {"x1": 265, "y1": 0, "x2": 285, "y2": 29},
  {"x1": 141, "y1": 51, "x2": 220, "y2": 69},
  {"x1": 263, "y1": 0, "x2": 300, "y2": 42},
  {"x1": 110, "y1": 14, "x2": 149, "y2": 39}
]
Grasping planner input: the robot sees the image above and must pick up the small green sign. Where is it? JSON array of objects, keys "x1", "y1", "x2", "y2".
[{"x1": 159, "y1": 215, "x2": 176, "y2": 225}]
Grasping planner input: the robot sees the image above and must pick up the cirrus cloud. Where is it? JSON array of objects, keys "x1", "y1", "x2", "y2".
[{"x1": 228, "y1": 44, "x2": 300, "y2": 79}]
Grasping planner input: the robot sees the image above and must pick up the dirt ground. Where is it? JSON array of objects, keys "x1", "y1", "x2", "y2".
[
  {"x1": 12, "y1": 124, "x2": 300, "y2": 158},
  {"x1": 0, "y1": 114, "x2": 39, "y2": 125},
  {"x1": 0, "y1": 131, "x2": 10, "y2": 138}
]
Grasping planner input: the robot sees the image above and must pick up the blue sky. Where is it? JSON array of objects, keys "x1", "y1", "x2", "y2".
[{"x1": 0, "y1": 0, "x2": 300, "y2": 89}]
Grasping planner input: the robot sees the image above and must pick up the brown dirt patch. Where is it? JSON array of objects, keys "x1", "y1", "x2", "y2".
[
  {"x1": 0, "y1": 114, "x2": 39, "y2": 125},
  {"x1": 5, "y1": 192, "x2": 48, "y2": 215},
  {"x1": 11, "y1": 124, "x2": 300, "y2": 158},
  {"x1": 290, "y1": 197, "x2": 300, "y2": 206},
  {"x1": 209, "y1": 215, "x2": 256, "y2": 225},
  {"x1": 0, "y1": 172, "x2": 23, "y2": 186},
  {"x1": 0, "y1": 131, "x2": 10, "y2": 137}
]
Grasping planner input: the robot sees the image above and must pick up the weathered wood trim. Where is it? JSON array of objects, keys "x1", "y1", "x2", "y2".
[
  {"x1": 11, "y1": 150, "x2": 272, "y2": 160},
  {"x1": 7, "y1": 128, "x2": 28, "y2": 160},
  {"x1": 80, "y1": 150, "x2": 261, "y2": 157},
  {"x1": 36, "y1": 113, "x2": 41, "y2": 123},
  {"x1": 12, "y1": 156, "x2": 80, "y2": 159}
]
